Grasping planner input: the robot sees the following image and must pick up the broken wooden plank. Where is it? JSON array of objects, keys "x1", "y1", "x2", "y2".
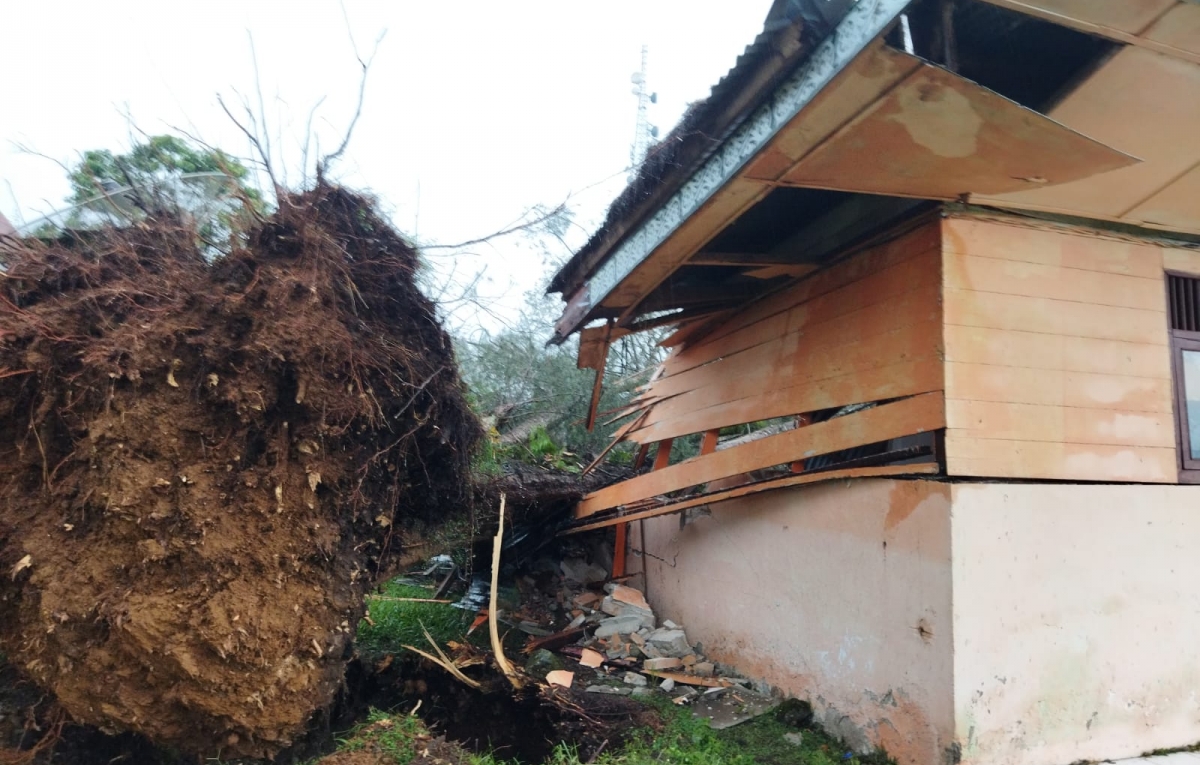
[
  {"x1": 643, "y1": 670, "x2": 736, "y2": 688},
  {"x1": 660, "y1": 248, "x2": 942, "y2": 379},
  {"x1": 640, "y1": 318, "x2": 943, "y2": 409},
  {"x1": 629, "y1": 358, "x2": 943, "y2": 445},
  {"x1": 576, "y1": 393, "x2": 945, "y2": 518},
  {"x1": 562, "y1": 463, "x2": 940, "y2": 534}
]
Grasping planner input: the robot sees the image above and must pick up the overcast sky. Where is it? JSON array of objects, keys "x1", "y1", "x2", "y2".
[{"x1": 1, "y1": 1, "x2": 772, "y2": 332}]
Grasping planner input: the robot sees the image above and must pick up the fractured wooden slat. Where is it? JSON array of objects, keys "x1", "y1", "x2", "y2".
[
  {"x1": 630, "y1": 358, "x2": 944, "y2": 444},
  {"x1": 662, "y1": 251, "x2": 941, "y2": 379},
  {"x1": 700, "y1": 221, "x2": 941, "y2": 349},
  {"x1": 644, "y1": 318, "x2": 943, "y2": 407},
  {"x1": 576, "y1": 392, "x2": 946, "y2": 518},
  {"x1": 561, "y1": 463, "x2": 941, "y2": 535}
]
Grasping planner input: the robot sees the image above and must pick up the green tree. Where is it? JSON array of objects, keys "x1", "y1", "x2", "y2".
[
  {"x1": 458, "y1": 286, "x2": 665, "y2": 466},
  {"x1": 60, "y1": 135, "x2": 263, "y2": 251}
]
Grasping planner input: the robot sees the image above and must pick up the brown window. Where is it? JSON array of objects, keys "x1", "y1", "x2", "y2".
[{"x1": 1168, "y1": 273, "x2": 1200, "y2": 480}]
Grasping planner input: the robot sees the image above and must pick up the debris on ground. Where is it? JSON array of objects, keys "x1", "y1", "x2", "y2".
[{"x1": 0, "y1": 185, "x2": 480, "y2": 759}]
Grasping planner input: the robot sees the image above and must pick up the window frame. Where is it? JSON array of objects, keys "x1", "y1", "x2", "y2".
[{"x1": 1166, "y1": 269, "x2": 1200, "y2": 483}]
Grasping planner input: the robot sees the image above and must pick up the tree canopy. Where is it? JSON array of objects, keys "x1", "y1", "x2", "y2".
[{"x1": 56, "y1": 135, "x2": 263, "y2": 250}]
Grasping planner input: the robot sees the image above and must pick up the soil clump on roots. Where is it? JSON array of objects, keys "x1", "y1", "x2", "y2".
[{"x1": 0, "y1": 185, "x2": 481, "y2": 760}]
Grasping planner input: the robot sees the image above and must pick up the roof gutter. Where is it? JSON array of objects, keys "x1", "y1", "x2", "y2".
[{"x1": 551, "y1": 0, "x2": 913, "y2": 343}]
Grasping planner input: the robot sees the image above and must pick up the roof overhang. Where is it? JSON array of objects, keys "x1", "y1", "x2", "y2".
[{"x1": 552, "y1": 0, "x2": 1200, "y2": 342}]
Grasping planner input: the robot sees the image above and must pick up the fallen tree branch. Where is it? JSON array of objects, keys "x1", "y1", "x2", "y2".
[
  {"x1": 489, "y1": 492, "x2": 524, "y2": 689},
  {"x1": 402, "y1": 622, "x2": 482, "y2": 690}
]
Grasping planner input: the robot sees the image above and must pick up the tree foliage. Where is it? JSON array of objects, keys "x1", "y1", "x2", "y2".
[
  {"x1": 57, "y1": 135, "x2": 263, "y2": 251},
  {"x1": 458, "y1": 287, "x2": 664, "y2": 466}
]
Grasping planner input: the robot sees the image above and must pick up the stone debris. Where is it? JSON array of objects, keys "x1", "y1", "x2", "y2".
[
  {"x1": 585, "y1": 684, "x2": 632, "y2": 696},
  {"x1": 536, "y1": 568, "x2": 779, "y2": 729},
  {"x1": 594, "y1": 615, "x2": 644, "y2": 638},
  {"x1": 645, "y1": 628, "x2": 692, "y2": 657},
  {"x1": 560, "y1": 558, "x2": 609, "y2": 585},
  {"x1": 784, "y1": 732, "x2": 804, "y2": 746}
]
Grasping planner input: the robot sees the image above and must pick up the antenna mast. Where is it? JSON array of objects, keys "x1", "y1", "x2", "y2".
[{"x1": 629, "y1": 45, "x2": 657, "y2": 181}]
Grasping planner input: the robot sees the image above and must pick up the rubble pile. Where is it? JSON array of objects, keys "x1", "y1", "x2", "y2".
[
  {"x1": 515, "y1": 553, "x2": 762, "y2": 711},
  {"x1": 0, "y1": 185, "x2": 480, "y2": 759}
]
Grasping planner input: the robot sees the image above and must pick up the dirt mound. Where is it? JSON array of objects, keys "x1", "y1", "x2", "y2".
[{"x1": 0, "y1": 186, "x2": 480, "y2": 759}]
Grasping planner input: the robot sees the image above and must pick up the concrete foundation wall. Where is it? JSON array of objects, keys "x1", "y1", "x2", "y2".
[
  {"x1": 638, "y1": 478, "x2": 955, "y2": 765},
  {"x1": 951, "y1": 483, "x2": 1200, "y2": 765}
]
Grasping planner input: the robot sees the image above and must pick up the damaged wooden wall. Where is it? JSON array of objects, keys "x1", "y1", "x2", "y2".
[
  {"x1": 577, "y1": 219, "x2": 948, "y2": 520},
  {"x1": 941, "y1": 215, "x2": 1179, "y2": 482}
]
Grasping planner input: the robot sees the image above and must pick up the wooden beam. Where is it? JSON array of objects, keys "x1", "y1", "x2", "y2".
[
  {"x1": 613, "y1": 523, "x2": 628, "y2": 578},
  {"x1": 652, "y1": 438, "x2": 674, "y2": 471},
  {"x1": 576, "y1": 392, "x2": 946, "y2": 518},
  {"x1": 561, "y1": 463, "x2": 941, "y2": 535}
]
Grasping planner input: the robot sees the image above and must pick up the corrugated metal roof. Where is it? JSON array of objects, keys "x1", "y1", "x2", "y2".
[{"x1": 548, "y1": 0, "x2": 856, "y2": 298}]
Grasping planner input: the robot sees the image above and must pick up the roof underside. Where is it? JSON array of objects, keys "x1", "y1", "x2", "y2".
[{"x1": 550, "y1": 0, "x2": 1200, "y2": 342}]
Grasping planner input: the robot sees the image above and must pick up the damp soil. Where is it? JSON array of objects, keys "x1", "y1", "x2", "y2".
[{"x1": 1, "y1": 652, "x2": 656, "y2": 765}]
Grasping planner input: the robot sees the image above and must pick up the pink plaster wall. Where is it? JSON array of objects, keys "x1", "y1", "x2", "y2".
[
  {"x1": 638, "y1": 478, "x2": 955, "y2": 765},
  {"x1": 951, "y1": 483, "x2": 1200, "y2": 765}
]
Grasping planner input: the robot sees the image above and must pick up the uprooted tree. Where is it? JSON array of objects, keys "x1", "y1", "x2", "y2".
[{"x1": 0, "y1": 184, "x2": 480, "y2": 758}]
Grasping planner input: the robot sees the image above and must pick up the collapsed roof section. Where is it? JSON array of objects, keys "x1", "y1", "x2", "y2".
[{"x1": 549, "y1": 0, "x2": 1200, "y2": 343}]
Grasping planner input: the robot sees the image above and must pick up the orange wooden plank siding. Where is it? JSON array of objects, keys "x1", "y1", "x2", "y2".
[
  {"x1": 572, "y1": 219, "x2": 948, "y2": 516},
  {"x1": 940, "y1": 215, "x2": 1182, "y2": 483},
  {"x1": 624, "y1": 222, "x2": 945, "y2": 445},
  {"x1": 563, "y1": 463, "x2": 941, "y2": 535},
  {"x1": 577, "y1": 392, "x2": 946, "y2": 518}
]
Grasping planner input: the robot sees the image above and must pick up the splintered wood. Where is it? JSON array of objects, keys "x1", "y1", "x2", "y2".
[{"x1": 573, "y1": 221, "x2": 947, "y2": 521}]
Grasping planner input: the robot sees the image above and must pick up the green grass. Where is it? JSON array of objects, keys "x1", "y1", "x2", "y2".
[
  {"x1": 318, "y1": 696, "x2": 892, "y2": 765},
  {"x1": 356, "y1": 582, "x2": 473, "y2": 653}
]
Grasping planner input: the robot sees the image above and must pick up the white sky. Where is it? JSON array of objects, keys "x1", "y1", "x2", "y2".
[{"x1": 1, "y1": 1, "x2": 772, "y2": 333}]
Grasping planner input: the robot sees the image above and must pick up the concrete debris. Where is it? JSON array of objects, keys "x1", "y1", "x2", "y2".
[
  {"x1": 693, "y1": 662, "x2": 715, "y2": 677},
  {"x1": 690, "y1": 686, "x2": 782, "y2": 730},
  {"x1": 585, "y1": 684, "x2": 632, "y2": 696},
  {"x1": 599, "y1": 596, "x2": 655, "y2": 629},
  {"x1": 659, "y1": 678, "x2": 676, "y2": 692},
  {"x1": 594, "y1": 615, "x2": 644, "y2": 638},
  {"x1": 645, "y1": 628, "x2": 692, "y2": 657},
  {"x1": 622, "y1": 672, "x2": 648, "y2": 687},
  {"x1": 642, "y1": 657, "x2": 683, "y2": 671},
  {"x1": 560, "y1": 558, "x2": 609, "y2": 584},
  {"x1": 784, "y1": 732, "x2": 804, "y2": 746},
  {"x1": 604, "y1": 583, "x2": 652, "y2": 611}
]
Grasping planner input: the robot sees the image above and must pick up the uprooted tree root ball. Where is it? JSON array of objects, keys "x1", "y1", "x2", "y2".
[{"x1": 0, "y1": 186, "x2": 481, "y2": 759}]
